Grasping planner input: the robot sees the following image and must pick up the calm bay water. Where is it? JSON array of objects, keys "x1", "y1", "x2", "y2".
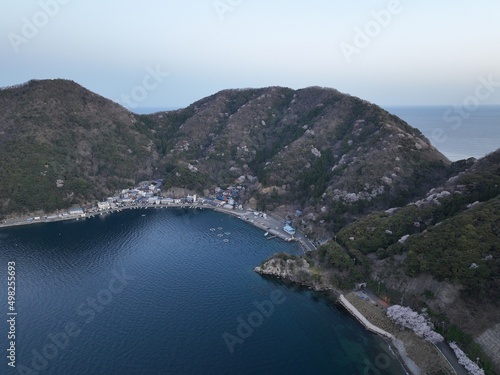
[{"x1": 0, "y1": 208, "x2": 405, "y2": 374}]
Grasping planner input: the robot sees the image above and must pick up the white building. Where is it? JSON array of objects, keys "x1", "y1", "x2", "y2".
[
  {"x1": 68, "y1": 207, "x2": 85, "y2": 216},
  {"x1": 97, "y1": 202, "x2": 111, "y2": 211}
]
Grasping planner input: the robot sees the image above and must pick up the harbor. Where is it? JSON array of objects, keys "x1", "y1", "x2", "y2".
[
  {"x1": 0, "y1": 179, "x2": 316, "y2": 252},
  {"x1": 0, "y1": 201, "x2": 315, "y2": 253}
]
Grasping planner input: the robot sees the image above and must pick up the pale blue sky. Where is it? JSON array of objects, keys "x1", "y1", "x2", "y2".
[{"x1": 1, "y1": 0, "x2": 499, "y2": 110}]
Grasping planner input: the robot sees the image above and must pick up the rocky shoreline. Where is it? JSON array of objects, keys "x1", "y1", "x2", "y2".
[
  {"x1": 253, "y1": 253, "x2": 337, "y2": 292},
  {"x1": 254, "y1": 256, "x2": 457, "y2": 375}
]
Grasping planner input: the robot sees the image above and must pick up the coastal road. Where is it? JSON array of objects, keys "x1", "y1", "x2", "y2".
[
  {"x1": 236, "y1": 210, "x2": 290, "y2": 238},
  {"x1": 293, "y1": 230, "x2": 317, "y2": 252},
  {"x1": 228, "y1": 209, "x2": 316, "y2": 252},
  {"x1": 435, "y1": 342, "x2": 469, "y2": 375},
  {"x1": 361, "y1": 288, "x2": 468, "y2": 375}
]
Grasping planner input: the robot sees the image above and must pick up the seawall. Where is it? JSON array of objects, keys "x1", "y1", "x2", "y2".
[{"x1": 338, "y1": 294, "x2": 393, "y2": 339}]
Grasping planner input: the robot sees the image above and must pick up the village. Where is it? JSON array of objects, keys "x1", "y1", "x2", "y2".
[
  {"x1": 72, "y1": 179, "x2": 244, "y2": 215},
  {"x1": 16, "y1": 179, "x2": 242, "y2": 221},
  {"x1": 1, "y1": 179, "x2": 315, "y2": 252}
]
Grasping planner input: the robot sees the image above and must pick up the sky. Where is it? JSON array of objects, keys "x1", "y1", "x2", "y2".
[{"x1": 1, "y1": 0, "x2": 500, "y2": 111}]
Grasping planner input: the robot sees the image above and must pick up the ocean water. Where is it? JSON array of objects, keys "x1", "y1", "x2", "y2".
[
  {"x1": 0, "y1": 208, "x2": 405, "y2": 374},
  {"x1": 384, "y1": 105, "x2": 500, "y2": 161}
]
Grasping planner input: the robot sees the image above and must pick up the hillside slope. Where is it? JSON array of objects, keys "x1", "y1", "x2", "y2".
[
  {"x1": 257, "y1": 151, "x2": 500, "y2": 372},
  {"x1": 143, "y1": 86, "x2": 451, "y2": 232},
  {"x1": 0, "y1": 79, "x2": 157, "y2": 215},
  {"x1": 320, "y1": 150, "x2": 500, "y2": 373},
  {"x1": 0, "y1": 81, "x2": 452, "y2": 227}
]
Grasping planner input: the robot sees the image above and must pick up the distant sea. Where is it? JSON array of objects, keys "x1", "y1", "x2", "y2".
[
  {"x1": 384, "y1": 105, "x2": 500, "y2": 161},
  {"x1": 0, "y1": 208, "x2": 405, "y2": 374}
]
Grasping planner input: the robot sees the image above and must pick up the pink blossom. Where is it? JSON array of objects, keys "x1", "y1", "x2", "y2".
[
  {"x1": 387, "y1": 305, "x2": 444, "y2": 343},
  {"x1": 449, "y1": 342, "x2": 484, "y2": 375}
]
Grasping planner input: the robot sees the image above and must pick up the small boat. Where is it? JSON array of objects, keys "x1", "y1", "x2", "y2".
[{"x1": 264, "y1": 232, "x2": 269, "y2": 237}]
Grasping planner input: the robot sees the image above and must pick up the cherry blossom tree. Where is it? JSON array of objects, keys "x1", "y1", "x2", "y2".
[
  {"x1": 449, "y1": 342, "x2": 484, "y2": 375},
  {"x1": 386, "y1": 305, "x2": 444, "y2": 343}
]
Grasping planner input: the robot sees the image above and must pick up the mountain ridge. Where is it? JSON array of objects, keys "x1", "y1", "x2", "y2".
[
  {"x1": 140, "y1": 84, "x2": 452, "y2": 234},
  {"x1": 1, "y1": 78, "x2": 499, "y2": 372},
  {"x1": 0, "y1": 79, "x2": 452, "y2": 228}
]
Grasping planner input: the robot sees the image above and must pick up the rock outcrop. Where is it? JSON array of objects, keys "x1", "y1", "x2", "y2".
[{"x1": 254, "y1": 254, "x2": 341, "y2": 296}]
